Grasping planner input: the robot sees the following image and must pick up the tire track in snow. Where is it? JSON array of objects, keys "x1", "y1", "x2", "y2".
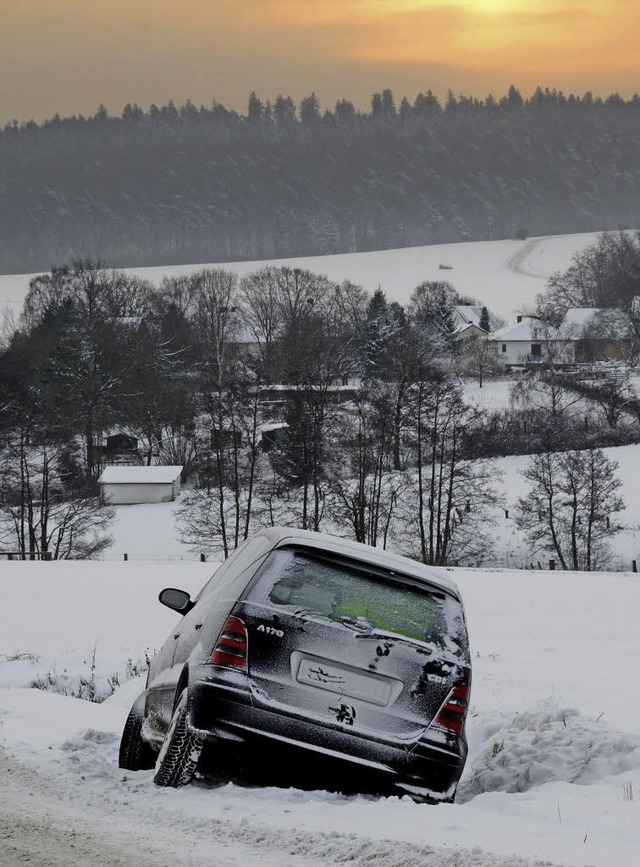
[
  {"x1": 506, "y1": 238, "x2": 549, "y2": 280},
  {"x1": 0, "y1": 747, "x2": 568, "y2": 867}
]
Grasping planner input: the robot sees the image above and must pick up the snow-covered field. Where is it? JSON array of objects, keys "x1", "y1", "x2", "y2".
[
  {"x1": 2, "y1": 546, "x2": 640, "y2": 865},
  {"x1": 0, "y1": 231, "x2": 607, "y2": 323},
  {"x1": 2, "y1": 232, "x2": 640, "y2": 865},
  {"x1": 100, "y1": 439, "x2": 640, "y2": 572}
]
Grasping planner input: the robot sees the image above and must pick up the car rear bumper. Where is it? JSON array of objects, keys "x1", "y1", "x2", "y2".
[{"x1": 188, "y1": 668, "x2": 466, "y2": 799}]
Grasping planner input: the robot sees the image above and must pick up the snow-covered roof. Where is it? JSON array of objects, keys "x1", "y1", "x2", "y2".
[
  {"x1": 98, "y1": 465, "x2": 183, "y2": 485},
  {"x1": 490, "y1": 316, "x2": 546, "y2": 342},
  {"x1": 492, "y1": 308, "x2": 628, "y2": 344},
  {"x1": 454, "y1": 305, "x2": 501, "y2": 332}
]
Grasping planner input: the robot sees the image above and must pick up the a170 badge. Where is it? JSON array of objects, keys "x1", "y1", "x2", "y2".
[{"x1": 256, "y1": 623, "x2": 284, "y2": 638}]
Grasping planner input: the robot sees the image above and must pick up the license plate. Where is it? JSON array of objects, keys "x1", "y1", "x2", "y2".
[{"x1": 296, "y1": 657, "x2": 393, "y2": 706}]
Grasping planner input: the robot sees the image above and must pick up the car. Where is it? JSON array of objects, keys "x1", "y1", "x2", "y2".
[{"x1": 118, "y1": 526, "x2": 471, "y2": 802}]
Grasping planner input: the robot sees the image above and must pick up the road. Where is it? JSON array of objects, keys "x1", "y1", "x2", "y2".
[{"x1": 0, "y1": 747, "x2": 560, "y2": 867}]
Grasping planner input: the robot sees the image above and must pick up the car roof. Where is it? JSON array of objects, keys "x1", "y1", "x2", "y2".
[{"x1": 256, "y1": 526, "x2": 461, "y2": 599}]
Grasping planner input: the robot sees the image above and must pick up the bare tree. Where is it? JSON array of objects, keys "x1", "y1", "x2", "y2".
[
  {"x1": 459, "y1": 333, "x2": 502, "y2": 387},
  {"x1": 187, "y1": 269, "x2": 265, "y2": 556},
  {"x1": 0, "y1": 430, "x2": 113, "y2": 559},
  {"x1": 328, "y1": 383, "x2": 406, "y2": 547},
  {"x1": 515, "y1": 448, "x2": 625, "y2": 570},
  {"x1": 538, "y1": 231, "x2": 640, "y2": 326},
  {"x1": 406, "y1": 379, "x2": 500, "y2": 566}
]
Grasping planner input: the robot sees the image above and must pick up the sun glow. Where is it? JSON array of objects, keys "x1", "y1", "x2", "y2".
[{"x1": 1, "y1": 0, "x2": 639, "y2": 126}]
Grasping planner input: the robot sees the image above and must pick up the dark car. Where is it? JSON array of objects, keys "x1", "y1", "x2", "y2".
[{"x1": 119, "y1": 527, "x2": 471, "y2": 802}]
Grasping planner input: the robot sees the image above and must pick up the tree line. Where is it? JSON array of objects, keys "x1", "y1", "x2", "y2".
[{"x1": 1, "y1": 86, "x2": 640, "y2": 272}]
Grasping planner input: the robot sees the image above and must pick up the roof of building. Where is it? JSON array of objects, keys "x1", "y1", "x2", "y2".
[
  {"x1": 454, "y1": 305, "x2": 502, "y2": 332},
  {"x1": 490, "y1": 316, "x2": 546, "y2": 342},
  {"x1": 491, "y1": 308, "x2": 629, "y2": 343},
  {"x1": 98, "y1": 466, "x2": 183, "y2": 485}
]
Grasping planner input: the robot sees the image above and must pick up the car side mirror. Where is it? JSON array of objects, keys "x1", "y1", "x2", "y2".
[{"x1": 159, "y1": 587, "x2": 194, "y2": 614}]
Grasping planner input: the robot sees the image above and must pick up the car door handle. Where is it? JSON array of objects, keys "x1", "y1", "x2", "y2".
[
  {"x1": 173, "y1": 634, "x2": 179, "y2": 639},
  {"x1": 194, "y1": 623, "x2": 202, "y2": 630}
]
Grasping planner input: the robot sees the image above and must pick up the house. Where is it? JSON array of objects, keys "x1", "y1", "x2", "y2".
[
  {"x1": 490, "y1": 315, "x2": 551, "y2": 366},
  {"x1": 105, "y1": 433, "x2": 139, "y2": 456},
  {"x1": 452, "y1": 305, "x2": 502, "y2": 347},
  {"x1": 565, "y1": 308, "x2": 630, "y2": 363},
  {"x1": 490, "y1": 309, "x2": 630, "y2": 367},
  {"x1": 98, "y1": 465, "x2": 183, "y2": 505},
  {"x1": 260, "y1": 423, "x2": 288, "y2": 452},
  {"x1": 88, "y1": 432, "x2": 141, "y2": 468}
]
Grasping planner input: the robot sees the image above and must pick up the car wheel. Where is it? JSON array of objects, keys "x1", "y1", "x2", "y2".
[
  {"x1": 118, "y1": 692, "x2": 156, "y2": 771},
  {"x1": 153, "y1": 689, "x2": 203, "y2": 787}
]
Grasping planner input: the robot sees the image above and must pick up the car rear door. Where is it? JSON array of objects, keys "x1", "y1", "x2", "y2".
[{"x1": 235, "y1": 549, "x2": 469, "y2": 743}]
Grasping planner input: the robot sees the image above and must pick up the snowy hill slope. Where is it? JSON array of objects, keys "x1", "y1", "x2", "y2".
[
  {"x1": 0, "y1": 231, "x2": 607, "y2": 321},
  {"x1": 1, "y1": 558, "x2": 639, "y2": 866}
]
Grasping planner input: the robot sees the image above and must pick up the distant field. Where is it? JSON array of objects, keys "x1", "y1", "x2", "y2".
[{"x1": 0, "y1": 231, "x2": 606, "y2": 322}]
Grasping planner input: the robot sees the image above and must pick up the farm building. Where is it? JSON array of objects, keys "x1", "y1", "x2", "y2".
[{"x1": 98, "y1": 465, "x2": 183, "y2": 505}]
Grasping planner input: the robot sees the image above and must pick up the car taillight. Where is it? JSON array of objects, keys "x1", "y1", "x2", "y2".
[
  {"x1": 434, "y1": 683, "x2": 470, "y2": 737},
  {"x1": 207, "y1": 616, "x2": 248, "y2": 672}
]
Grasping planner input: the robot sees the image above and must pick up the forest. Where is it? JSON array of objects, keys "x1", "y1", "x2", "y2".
[{"x1": 1, "y1": 86, "x2": 640, "y2": 273}]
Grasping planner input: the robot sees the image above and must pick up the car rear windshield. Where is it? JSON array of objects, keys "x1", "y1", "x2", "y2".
[{"x1": 245, "y1": 548, "x2": 468, "y2": 658}]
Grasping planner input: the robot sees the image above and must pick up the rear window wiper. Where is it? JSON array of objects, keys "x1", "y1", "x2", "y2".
[
  {"x1": 336, "y1": 615, "x2": 372, "y2": 632},
  {"x1": 353, "y1": 629, "x2": 438, "y2": 654}
]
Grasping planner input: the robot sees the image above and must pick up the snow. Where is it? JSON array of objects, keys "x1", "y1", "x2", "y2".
[
  {"x1": 2, "y1": 229, "x2": 640, "y2": 864},
  {"x1": 0, "y1": 231, "x2": 608, "y2": 323},
  {"x1": 2, "y1": 548, "x2": 640, "y2": 865},
  {"x1": 98, "y1": 465, "x2": 183, "y2": 484},
  {"x1": 490, "y1": 316, "x2": 542, "y2": 341}
]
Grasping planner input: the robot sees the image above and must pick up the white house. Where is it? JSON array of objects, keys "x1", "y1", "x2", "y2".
[
  {"x1": 490, "y1": 316, "x2": 551, "y2": 366},
  {"x1": 98, "y1": 465, "x2": 183, "y2": 505},
  {"x1": 490, "y1": 309, "x2": 629, "y2": 367}
]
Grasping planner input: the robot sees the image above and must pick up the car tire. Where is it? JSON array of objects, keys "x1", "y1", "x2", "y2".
[
  {"x1": 153, "y1": 689, "x2": 203, "y2": 787},
  {"x1": 118, "y1": 692, "x2": 156, "y2": 771}
]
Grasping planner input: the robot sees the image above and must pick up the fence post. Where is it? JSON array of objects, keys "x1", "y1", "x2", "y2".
[{"x1": 549, "y1": 559, "x2": 555, "y2": 570}]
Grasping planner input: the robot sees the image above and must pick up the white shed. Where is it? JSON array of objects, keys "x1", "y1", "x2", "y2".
[{"x1": 98, "y1": 465, "x2": 183, "y2": 505}]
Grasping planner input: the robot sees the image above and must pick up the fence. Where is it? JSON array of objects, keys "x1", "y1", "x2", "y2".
[{"x1": 0, "y1": 551, "x2": 53, "y2": 561}]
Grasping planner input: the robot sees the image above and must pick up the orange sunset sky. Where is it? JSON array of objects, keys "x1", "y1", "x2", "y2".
[{"x1": 1, "y1": 0, "x2": 638, "y2": 124}]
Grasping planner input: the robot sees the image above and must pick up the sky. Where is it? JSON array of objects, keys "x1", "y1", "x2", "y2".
[{"x1": 1, "y1": 0, "x2": 639, "y2": 125}]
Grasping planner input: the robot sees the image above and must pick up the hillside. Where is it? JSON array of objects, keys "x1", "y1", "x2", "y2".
[
  {"x1": 1, "y1": 94, "x2": 639, "y2": 274},
  {"x1": 0, "y1": 230, "x2": 607, "y2": 321},
  {"x1": 1, "y1": 558, "x2": 639, "y2": 866}
]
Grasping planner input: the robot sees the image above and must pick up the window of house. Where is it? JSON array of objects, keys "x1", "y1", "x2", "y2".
[
  {"x1": 531, "y1": 343, "x2": 542, "y2": 357},
  {"x1": 501, "y1": 344, "x2": 507, "y2": 353}
]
